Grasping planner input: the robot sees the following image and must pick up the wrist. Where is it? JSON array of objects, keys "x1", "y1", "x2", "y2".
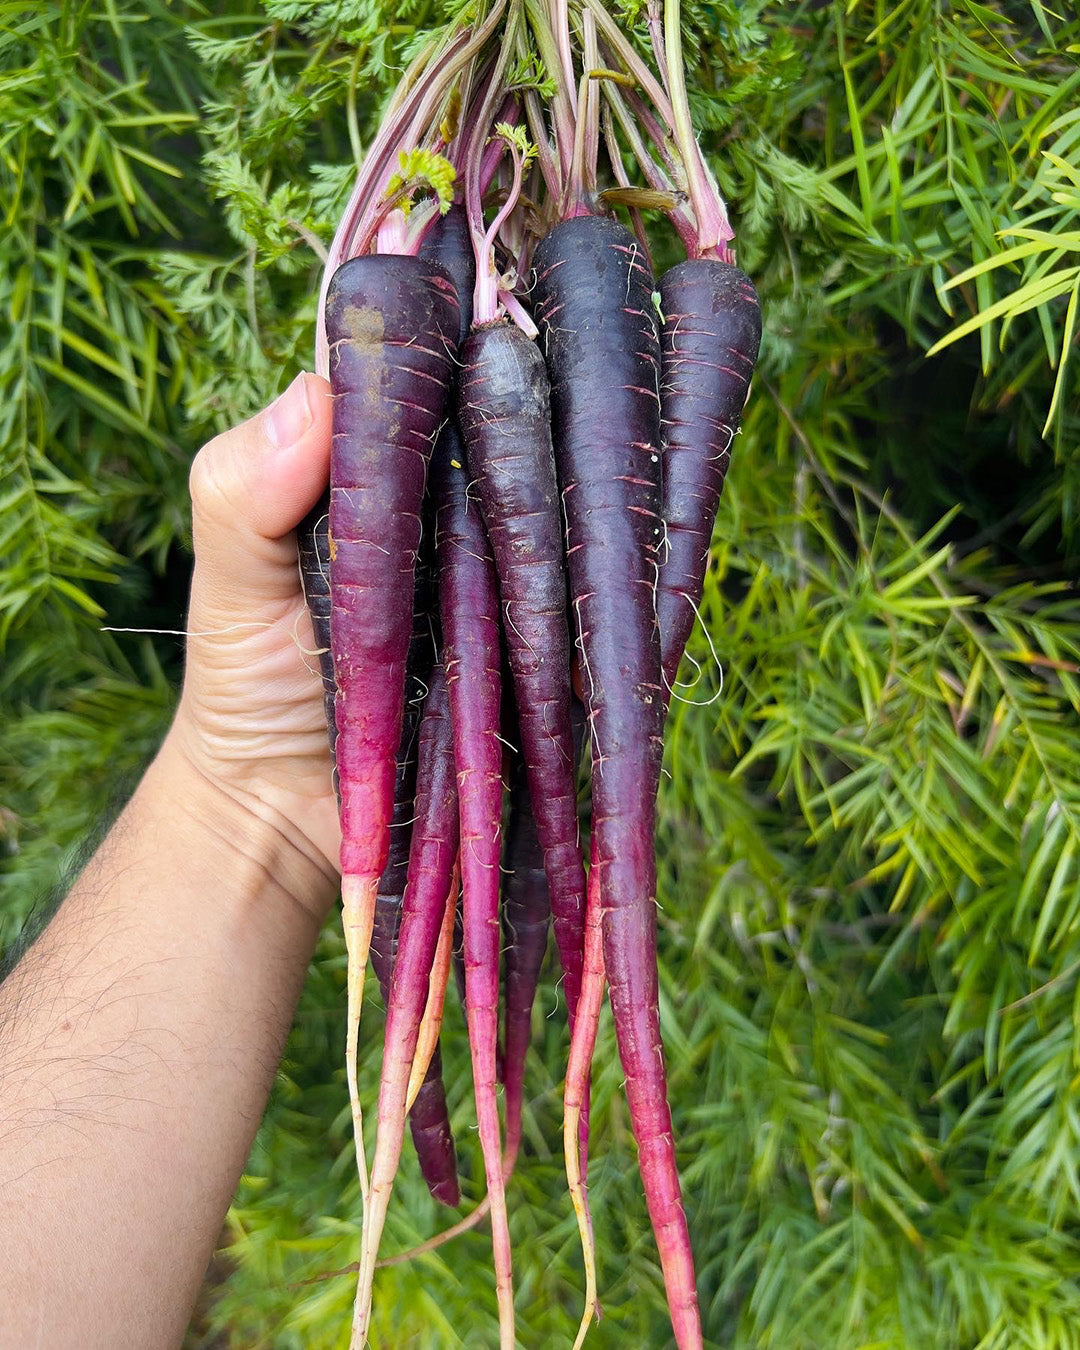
[{"x1": 153, "y1": 722, "x2": 339, "y2": 929}]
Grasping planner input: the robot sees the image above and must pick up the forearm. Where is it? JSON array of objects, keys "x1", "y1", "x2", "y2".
[{"x1": 0, "y1": 731, "x2": 336, "y2": 1349}]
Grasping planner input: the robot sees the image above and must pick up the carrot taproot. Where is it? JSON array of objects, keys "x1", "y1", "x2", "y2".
[
  {"x1": 300, "y1": 496, "x2": 459, "y2": 1207},
  {"x1": 405, "y1": 862, "x2": 459, "y2": 1114},
  {"x1": 657, "y1": 260, "x2": 761, "y2": 691},
  {"x1": 326, "y1": 254, "x2": 458, "y2": 1202},
  {"x1": 564, "y1": 844, "x2": 605, "y2": 1350},
  {"x1": 533, "y1": 214, "x2": 702, "y2": 1349},
  {"x1": 499, "y1": 758, "x2": 551, "y2": 1171},
  {"x1": 351, "y1": 662, "x2": 461, "y2": 1342},
  {"x1": 458, "y1": 320, "x2": 587, "y2": 1027},
  {"x1": 297, "y1": 494, "x2": 338, "y2": 776},
  {"x1": 434, "y1": 423, "x2": 515, "y2": 1348}
]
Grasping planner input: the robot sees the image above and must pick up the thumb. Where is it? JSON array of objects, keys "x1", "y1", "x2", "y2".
[{"x1": 187, "y1": 372, "x2": 333, "y2": 621}]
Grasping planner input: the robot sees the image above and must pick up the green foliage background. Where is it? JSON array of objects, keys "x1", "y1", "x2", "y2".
[{"x1": 3, "y1": 2, "x2": 1080, "y2": 1346}]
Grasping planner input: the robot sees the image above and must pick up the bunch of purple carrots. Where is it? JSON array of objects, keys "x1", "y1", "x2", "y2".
[{"x1": 298, "y1": 0, "x2": 761, "y2": 1344}]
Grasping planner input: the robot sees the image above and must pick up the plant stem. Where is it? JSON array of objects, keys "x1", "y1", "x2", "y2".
[
  {"x1": 662, "y1": 0, "x2": 733, "y2": 256},
  {"x1": 602, "y1": 102, "x2": 651, "y2": 262},
  {"x1": 525, "y1": 0, "x2": 576, "y2": 180},
  {"x1": 524, "y1": 87, "x2": 562, "y2": 202},
  {"x1": 315, "y1": 3, "x2": 506, "y2": 373},
  {"x1": 466, "y1": 8, "x2": 524, "y2": 324},
  {"x1": 583, "y1": 0, "x2": 674, "y2": 127},
  {"x1": 347, "y1": 47, "x2": 364, "y2": 166},
  {"x1": 603, "y1": 83, "x2": 698, "y2": 252}
]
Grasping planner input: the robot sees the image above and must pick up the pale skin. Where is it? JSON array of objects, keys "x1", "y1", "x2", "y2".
[{"x1": 0, "y1": 373, "x2": 342, "y2": 1349}]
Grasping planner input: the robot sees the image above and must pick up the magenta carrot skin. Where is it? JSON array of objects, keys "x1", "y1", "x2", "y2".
[
  {"x1": 354, "y1": 662, "x2": 463, "y2": 1341},
  {"x1": 434, "y1": 424, "x2": 515, "y2": 1344},
  {"x1": 533, "y1": 215, "x2": 702, "y2": 1349},
  {"x1": 369, "y1": 717, "x2": 461, "y2": 1207},
  {"x1": 419, "y1": 203, "x2": 476, "y2": 1029},
  {"x1": 328, "y1": 254, "x2": 457, "y2": 1218},
  {"x1": 369, "y1": 533, "x2": 436, "y2": 987},
  {"x1": 328, "y1": 253, "x2": 458, "y2": 886},
  {"x1": 657, "y1": 261, "x2": 761, "y2": 690},
  {"x1": 300, "y1": 498, "x2": 458, "y2": 1206},
  {"x1": 500, "y1": 760, "x2": 551, "y2": 1170},
  {"x1": 458, "y1": 321, "x2": 587, "y2": 1025}
]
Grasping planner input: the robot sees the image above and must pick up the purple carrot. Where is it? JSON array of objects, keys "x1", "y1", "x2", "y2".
[
  {"x1": 499, "y1": 759, "x2": 551, "y2": 1171},
  {"x1": 352, "y1": 662, "x2": 462, "y2": 1340},
  {"x1": 657, "y1": 261, "x2": 761, "y2": 691},
  {"x1": 297, "y1": 495, "x2": 337, "y2": 771},
  {"x1": 563, "y1": 842, "x2": 605, "y2": 1349},
  {"x1": 420, "y1": 203, "x2": 476, "y2": 341},
  {"x1": 299, "y1": 500, "x2": 458, "y2": 1207},
  {"x1": 457, "y1": 321, "x2": 587, "y2": 1027},
  {"x1": 533, "y1": 215, "x2": 702, "y2": 1349},
  {"x1": 326, "y1": 254, "x2": 458, "y2": 1198},
  {"x1": 434, "y1": 424, "x2": 515, "y2": 1347},
  {"x1": 451, "y1": 892, "x2": 467, "y2": 1009},
  {"x1": 364, "y1": 538, "x2": 460, "y2": 1209},
  {"x1": 420, "y1": 198, "x2": 476, "y2": 1033},
  {"x1": 368, "y1": 734, "x2": 460, "y2": 1212},
  {"x1": 368, "y1": 531, "x2": 436, "y2": 986},
  {"x1": 404, "y1": 862, "x2": 459, "y2": 1120}
]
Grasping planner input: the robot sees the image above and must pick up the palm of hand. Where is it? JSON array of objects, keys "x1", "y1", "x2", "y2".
[
  {"x1": 177, "y1": 586, "x2": 341, "y2": 875},
  {"x1": 172, "y1": 374, "x2": 342, "y2": 885}
]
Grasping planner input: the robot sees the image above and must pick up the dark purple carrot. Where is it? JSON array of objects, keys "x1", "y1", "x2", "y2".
[
  {"x1": 352, "y1": 663, "x2": 461, "y2": 1339},
  {"x1": 533, "y1": 214, "x2": 701, "y2": 1349},
  {"x1": 657, "y1": 261, "x2": 761, "y2": 691},
  {"x1": 420, "y1": 202, "x2": 476, "y2": 342},
  {"x1": 499, "y1": 760, "x2": 551, "y2": 1171},
  {"x1": 434, "y1": 423, "x2": 515, "y2": 1347},
  {"x1": 326, "y1": 254, "x2": 458, "y2": 1197},
  {"x1": 420, "y1": 197, "x2": 477, "y2": 1088},
  {"x1": 297, "y1": 495, "x2": 337, "y2": 771},
  {"x1": 457, "y1": 321, "x2": 587, "y2": 1029}
]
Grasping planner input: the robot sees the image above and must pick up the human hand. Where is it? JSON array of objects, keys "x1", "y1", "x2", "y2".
[{"x1": 168, "y1": 373, "x2": 341, "y2": 921}]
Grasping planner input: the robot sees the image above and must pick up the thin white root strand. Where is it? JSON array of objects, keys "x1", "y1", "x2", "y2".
[
  {"x1": 665, "y1": 589, "x2": 725, "y2": 708},
  {"x1": 341, "y1": 875, "x2": 377, "y2": 1203},
  {"x1": 343, "y1": 877, "x2": 377, "y2": 1350},
  {"x1": 101, "y1": 622, "x2": 274, "y2": 638}
]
